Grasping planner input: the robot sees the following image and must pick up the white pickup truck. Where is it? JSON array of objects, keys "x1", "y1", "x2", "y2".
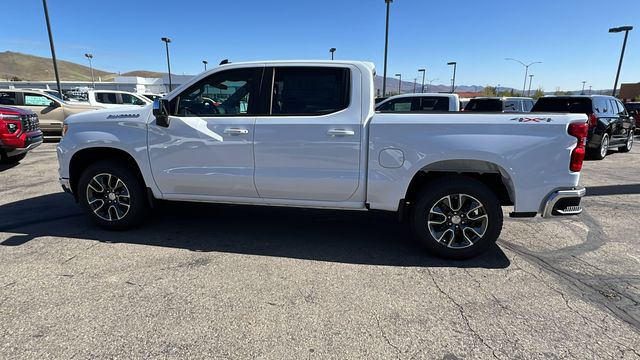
[{"x1": 57, "y1": 60, "x2": 588, "y2": 259}]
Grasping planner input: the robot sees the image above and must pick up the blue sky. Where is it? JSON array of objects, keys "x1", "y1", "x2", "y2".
[{"x1": 2, "y1": 0, "x2": 639, "y2": 91}]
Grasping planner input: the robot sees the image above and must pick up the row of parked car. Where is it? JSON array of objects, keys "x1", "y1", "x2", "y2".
[
  {"x1": 375, "y1": 93, "x2": 638, "y2": 160},
  {"x1": 0, "y1": 88, "x2": 159, "y2": 164}
]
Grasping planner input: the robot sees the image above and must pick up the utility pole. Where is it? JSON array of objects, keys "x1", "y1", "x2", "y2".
[
  {"x1": 329, "y1": 47, "x2": 336, "y2": 60},
  {"x1": 42, "y1": 0, "x2": 62, "y2": 97},
  {"x1": 85, "y1": 53, "x2": 95, "y2": 88},
  {"x1": 528, "y1": 74, "x2": 534, "y2": 96},
  {"x1": 382, "y1": 0, "x2": 393, "y2": 96},
  {"x1": 203, "y1": 60, "x2": 208, "y2": 71},
  {"x1": 447, "y1": 61, "x2": 457, "y2": 93},
  {"x1": 161, "y1": 37, "x2": 172, "y2": 92},
  {"x1": 395, "y1": 73, "x2": 401, "y2": 94},
  {"x1": 418, "y1": 68, "x2": 425, "y2": 93},
  {"x1": 609, "y1": 26, "x2": 633, "y2": 97}
]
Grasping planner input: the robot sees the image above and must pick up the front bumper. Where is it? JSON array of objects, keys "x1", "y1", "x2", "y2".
[
  {"x1": 60, "y1": 177, "x2": 72, "y2": 194},
  {"x1": 542, "y1": 187, "x2": 586, "y2": 218},
  {"x1": 1, "y1": 132, "x2": 43, "y2": 157}
]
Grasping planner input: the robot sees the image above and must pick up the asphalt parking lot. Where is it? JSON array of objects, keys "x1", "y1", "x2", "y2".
[{"x1": 1, "y1": 139, "x2": 639, "y2": 359}]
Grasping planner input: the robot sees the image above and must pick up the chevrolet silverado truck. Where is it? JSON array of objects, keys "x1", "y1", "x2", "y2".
[
  {"x1": 0, "y1": 106, "x2": 42, "y2": 164},
  {"x1": 57, "y1": 61, "x2": 588, "y2": 259}
]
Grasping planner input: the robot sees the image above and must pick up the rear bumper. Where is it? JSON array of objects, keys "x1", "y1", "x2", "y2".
[{"x1": 542, "y1": 187, "x2": 586, "y2": 218}]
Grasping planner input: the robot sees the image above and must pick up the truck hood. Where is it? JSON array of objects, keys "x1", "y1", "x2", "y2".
[{"x1": 65, "y1": 104, "x2": 153, "y2": 125}]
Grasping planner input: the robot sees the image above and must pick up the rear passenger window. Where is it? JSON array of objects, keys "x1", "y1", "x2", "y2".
[
  {"x1": 0, "y1": 92, "x2": 17, "y2": 105},
  {"x1": 271, "y1": 67, "x2": 350, "y2": 115},
  {"x1": 614, "y1": 101, "x2": 627, "y2": 116},
  {"x1": 504, "y1": 100, "x2": 519, "y2": 112},
  {"x1": 121, "y1": 94, "x2": 145, "y2": 106},
  {"x1": 377, "y1": 98, "x2": 413, "y2": 112},
  {"x1": 420, "y1": 97, "x2": 449, "y2": 111},
  {"x1": 523, "y1": 100, "x2": 534, "y2": 112},
  {"x1": 96, "y1": 92, "x2": 118, "y2": 104}
]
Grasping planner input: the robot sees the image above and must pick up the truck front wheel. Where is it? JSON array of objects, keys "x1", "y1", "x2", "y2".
[
  {"x1": 77, "y1": 160, "x2": 147, "y2": 230},
  {"x1": 411, "y1": 176, "x2": 503, "y2": 259}
]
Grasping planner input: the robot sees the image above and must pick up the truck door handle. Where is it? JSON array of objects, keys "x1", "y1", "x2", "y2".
[
  {"x1": 224, "y1": 128, "x2": 249, "y2": 135},
  {"x1": 327, "y1": 129, "x2": 355, "y2": 137}
]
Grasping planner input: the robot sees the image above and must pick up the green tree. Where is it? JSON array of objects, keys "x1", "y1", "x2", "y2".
[
  {"x1": 483, "y1": 86, "x2": 497, "y2": 96},
  {"x1": 533, "y1": 88, "x2": 545, "y2": 99}
]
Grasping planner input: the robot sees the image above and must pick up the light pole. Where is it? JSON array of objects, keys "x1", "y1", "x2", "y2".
[
  {"x1": 427, "y1": 78, "x2": 438, "y2": 92},
  {"x1": 581, "y1": 81, "x2": 586, "y2": 95},
  {"x1": 609, "y1": 26, "x2": 633, "y2": 97},
  {"x1": 528, "y1": 74, "x2": 534, "y2": 96},
  {"x1": 203, "y1": 60, "x2": 208, "y2": 71},
  {"x1": 382, "y1": 0, "x2": 393, "y2": 96},
  {"x1": 447, "y1": 61, "x2": 457, "y2": 93},
  {"x1": 329, "y1": 47, "x2": 336, "y2": 60},
  {"x1": 42, "y1": 0, "x2": 62, "y2": 98},
  {"x1": 84, "y1": 53, "x2": 95, "y2": 88},
  {"x1": 161, "y1": 37, "x2": 172, "y2": 92},
  {"x1": 505, "y1": 58, "x2": 541, "y2": 96},
  {"x1": 496, "y1": 84, "x2": 500, "y2": 96},
  {"x1": 418, "y1": 68, "x2": 425, "y2": 92},
  {"x1": 395, "y1": 73, "x2": 401, "y2": 94},
  {"x1": 413, "y1": 78, "x2": 417, "y2": 93},
  {"x1": 588, "y1": 85, "x2": 592, "y2": 95}
]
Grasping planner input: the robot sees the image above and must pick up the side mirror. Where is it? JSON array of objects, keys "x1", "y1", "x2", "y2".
[
  {"x1": 153, "y1": 99, "x2": 170, "y2": 127},
  {"x1": 49, "y1": 101, "x2": 60, "y2": 108}
]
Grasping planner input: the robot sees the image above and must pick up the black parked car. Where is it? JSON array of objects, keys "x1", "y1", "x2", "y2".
[
  {"x1": 532, "y1": 95, "x2": 635, "y2": 160},
  {"x1": 623, "y1": 102, "x2": 640, "y2": 134}
]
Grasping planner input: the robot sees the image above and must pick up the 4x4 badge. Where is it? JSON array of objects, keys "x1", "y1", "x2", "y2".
[{"x1": 510, "y1": 117, "x2": 553, "y2": 123}]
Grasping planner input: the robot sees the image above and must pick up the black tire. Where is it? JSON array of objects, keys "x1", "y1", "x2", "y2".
[
  {"x1": 618, "y1": 132, "x2": 634, "y2": 153},
  {"x1": 588, "y1": 133, "x2": 609, "y2": 160},
  {"x1": 77, "y1": 160, "x2": 147, "y2": 230},
  {"x1": 411, "y1": 176, "x2": 503, "y2": 259},
  {"x1": 0, "y1": 153, "x2": 26, "y2": 165}
]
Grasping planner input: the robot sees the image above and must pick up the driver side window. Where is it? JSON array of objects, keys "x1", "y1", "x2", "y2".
[{"x1": 174, "y1": 68, "x2": 260, "y2": 117}]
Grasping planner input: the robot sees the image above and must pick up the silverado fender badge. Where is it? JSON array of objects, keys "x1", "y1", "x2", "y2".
[
  {"x1": 106, "y1": 113, "x2": 141, "y2": 119},
  {"x1": 510, "y1": 117, "x2": 552, "y2": 123}
]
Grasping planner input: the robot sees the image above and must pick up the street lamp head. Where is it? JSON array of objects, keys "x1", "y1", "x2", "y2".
[
  {"x1": 202, "y1": 60, "x2": 208, "y2": 64},
  {"x1": 84, "y1": 53, "x2": 93, "y2": 59},
  {"x1": 418, "y1": 68, "x2": 425, "y2": 72},
  {"x1": 447, "y1": 62, "x2": 456, "y2": 65},
  {"x1": 609, "y1": 26, "x2": 633, "y2": 33},
  {"x1": 395, "y1": 73, "x2": 401, "y2": 77},
  {"x1": 385, "y1": 0, "x2": 393, "y2": 3},
  {"x1": 329, "y1": 48, "x2": 336, "y2": 53},
  {"x1": 161, "y1": 37, "x2": 171, "y2": 43}
]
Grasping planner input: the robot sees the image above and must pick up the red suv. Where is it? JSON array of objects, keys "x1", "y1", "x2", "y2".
[{"x1": 0, "y1": 106, "x2": 43, "y2": 164}]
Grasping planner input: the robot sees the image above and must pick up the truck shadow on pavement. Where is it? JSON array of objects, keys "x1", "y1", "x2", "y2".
[{"x1": 0, "y1": 192, "x2": 510, "y2": 269}]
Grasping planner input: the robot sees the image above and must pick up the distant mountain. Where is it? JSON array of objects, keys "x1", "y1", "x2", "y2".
[
  {"x1": 0, "y1": 51, "x2": 116, "y2": 81},
  {"x1": 121, "y1": 70, "x2": 166, "y2": 78},
  {"x1": 374, "y1": 75, "x2": 485, "y2": 95},
  {"x1": 0, "y1": 51, "x2": 166, "y2": 81}
]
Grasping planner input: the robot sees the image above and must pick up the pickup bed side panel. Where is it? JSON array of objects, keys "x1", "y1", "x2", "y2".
[{"x1": 367, "y1": 113, "x2": 584, "y2": 213}]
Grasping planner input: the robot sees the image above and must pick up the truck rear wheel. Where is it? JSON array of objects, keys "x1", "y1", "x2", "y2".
[
  {"x1": 77, "y1": 160, "x2": 147, "y2": 230},
  {"x1": 411, "y1": 176, "x2": 503, "y2": 259}
]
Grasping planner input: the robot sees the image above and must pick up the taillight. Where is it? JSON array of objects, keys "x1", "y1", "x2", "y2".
[
  {"x1": 588, "y1": 113, "x2": 598, "y2": 128},
  {"x1": 568, "y1": 121, "x2": 588, "y2": 172}
]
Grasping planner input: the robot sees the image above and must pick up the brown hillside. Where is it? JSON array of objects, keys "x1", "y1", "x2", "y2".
[{"x1": 0, "y1": 51, "x2": 116, "y2": 81}]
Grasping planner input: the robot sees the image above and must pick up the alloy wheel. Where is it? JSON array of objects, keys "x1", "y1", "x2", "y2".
[
  {"x1": 427, "y1": 194, "x2": 489, "y2": 249},
  {"x1": 86, "y1": 173, "x2": 131, "y2": 221}
]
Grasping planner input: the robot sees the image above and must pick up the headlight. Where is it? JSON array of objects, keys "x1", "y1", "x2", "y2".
[{"x1": 7, "y1": 123, "x2": 19, "y2": 133}]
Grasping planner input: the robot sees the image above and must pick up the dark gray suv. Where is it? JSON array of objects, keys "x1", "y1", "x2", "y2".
[{"x1": 532, "y1": 95, "x2": 635, "y2": 160}]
